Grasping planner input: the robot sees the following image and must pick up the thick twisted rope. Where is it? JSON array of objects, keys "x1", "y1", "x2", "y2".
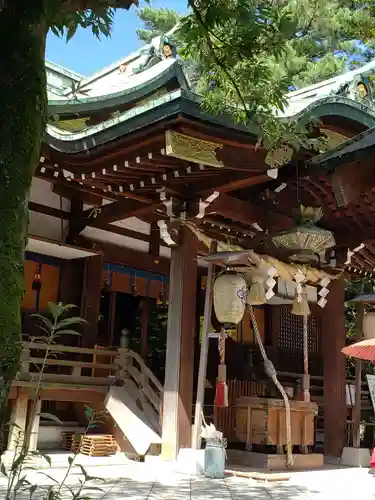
[
  {"x1": 248, "y1": 304, "x2": 293, "y2": 467},
  {"x1": 219, "y1": 328, "x2": 225, "y2": 365},
  {"x1": 303, "y1": 314, "x2": 310, "y2": 402}
]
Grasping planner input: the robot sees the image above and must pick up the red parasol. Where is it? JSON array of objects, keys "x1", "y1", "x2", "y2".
[{"x1": 342, "y1": 338, "x2": 375, "y2": 362}]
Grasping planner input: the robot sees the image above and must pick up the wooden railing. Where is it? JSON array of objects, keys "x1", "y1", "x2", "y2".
[
  {"x1": 120, "y1": 349, "x2": 164, "y2": 419},
  {"x1": 15, "y1": 342, "x2": 164, "y2": 426},
  {"x1": 18, "y1": 342, "x2": 120, "y2": 386}
]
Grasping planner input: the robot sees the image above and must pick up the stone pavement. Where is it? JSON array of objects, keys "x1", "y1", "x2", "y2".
[{"x1": 1, "y1": 453, "x2": 375, "y2": 499}]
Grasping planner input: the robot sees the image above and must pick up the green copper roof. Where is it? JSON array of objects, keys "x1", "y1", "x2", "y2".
[
  {"x1": 48, "y1": 60, "x2": 189, "y2": 116},
  {"x1": 46, "y1": 89, "x2": 251, "y2": 154}
]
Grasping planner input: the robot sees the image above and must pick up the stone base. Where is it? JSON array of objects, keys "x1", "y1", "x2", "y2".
[
  {"x1": 227, "y1": 450, "x2": 324, "y2": 470},
  {"x1": 341, "y1": 447, "x2": 370, "y2": 467},
  {"x1": 175, "y1": 448, "x2": 205, "y2": 475}
]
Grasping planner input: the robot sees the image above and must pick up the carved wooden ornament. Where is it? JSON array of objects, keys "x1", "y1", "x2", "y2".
[{"x1": 165, "y1": 130, "x2": 224, "y2": 168}]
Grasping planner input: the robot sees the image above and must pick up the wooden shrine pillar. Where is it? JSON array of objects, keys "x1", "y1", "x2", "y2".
[
  {"x1": 161, "y1": 227, "x2": 198, "y2": 460},
  {"x1": 7, "y1": 391, "x2": 28, "y2": 452},
  {"x1": 321, "y1": 275, "x2": 346, "y2": 460},
  {"x1": 81, "y1": 254, "x2": 103, "y2": 347},
  {"x1": 28, "y1": 397, "x2": 42, "y2": 451}
]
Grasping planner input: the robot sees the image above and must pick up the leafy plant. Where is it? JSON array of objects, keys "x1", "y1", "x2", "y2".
[
  {"x1": 37, "y1": 407, "x2": 107, "y2": 500},
  {"x1": 0, "y1": 302, "x2": 102, "y2": 500},
  {"x1": 22, "y1": 302, "x2": 86, "y2": 452},
  {"x1": 1, "y1": 408, "x2": 106, "y2": 500}
]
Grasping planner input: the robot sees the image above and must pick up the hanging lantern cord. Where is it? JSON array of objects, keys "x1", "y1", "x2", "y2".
[
  {"x1": 248, "y1": 304, "x2": 293, "y2": 467},
  {"x1": 303, "y1": 315, "x2": 310, "y2": 402}
]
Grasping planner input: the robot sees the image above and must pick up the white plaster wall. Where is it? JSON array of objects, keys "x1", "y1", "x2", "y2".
[
  {"x1": 81, "y1": 226, "x2": 149, "y2": 252},
  {"x1": 28, "y1": 211, "x2": 69, "y2": 242},
  {"x1": 111, "y1": 217, "x2": 150, "y2": 235},
  {"x1": 30, "y1": 178, "x2": 71, "y2": 211}
]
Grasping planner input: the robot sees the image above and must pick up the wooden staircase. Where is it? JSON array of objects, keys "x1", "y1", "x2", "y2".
[{"x1": 12, "y1": 342, "x2": 164, "y2": 457}]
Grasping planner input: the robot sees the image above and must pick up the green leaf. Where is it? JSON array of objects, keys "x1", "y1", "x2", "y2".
[
  {"x1": 54, "y1": 329, "x2": 81, "y2": 337},
  {"x1": 29, "y1": 484, "x2": 38, "y2": 497},
  {"x1": 48, "y1": 302, "x2": 60, "y2": 322},
  {"x1": 84, "y1": 406, "x2": 93, "y2": 420},
  {"x1": 66, "y1": 24, "x2": 78, "y2": 43},
  {"x1": 39, "y1": 452, "x2": 52, "y2": 467},
  {"x1": 81, "y1": 485, "x2": 105, "y2": 492},
  {"x1": 11, "y1": 454, "x2": 25, "y2": 471},
  {"x1": 0, "y1": 462, "x2": 7, "y2": 477},
  {"x1": 55, "y1": 317, "x2": 87, "y2": 330},
  {"x1": 76, "y1": 463, "x2": 88, "y2": 478},
  {"x1": 30, "y1": 314, "x2": 53, "y2": 333},
  {"x1": 41, "y1": 472, "x2": 59, "y2": 484}
]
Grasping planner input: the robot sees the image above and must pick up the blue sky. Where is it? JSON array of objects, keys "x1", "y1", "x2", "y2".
[{"x1": 46, "y1": 1, "x2": 188, "y2": 76}]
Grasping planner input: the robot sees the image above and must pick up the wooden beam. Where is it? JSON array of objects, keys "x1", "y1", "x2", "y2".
[
  {"x1": 52, "y1": 183, "x2": 106, "y2": 205},
  {"x1": 83, "y1": 199, "x2": 158, "y2": 225},
  {"x1": 29, "y1": 202, "x2": 70, "y2": 220},
  {"x1": 210, "y1": 194, "x2": 293, "y2": 229},
  {"x1": 74, "y1": 235, "x2": 170, "y2": 276},
  {"x1": 192, "y1": 171, "x2": 270, "y2": 196},
  {"x1": 39, "y1": 389, "x2": 105, "y2": 403},
  {"x1": 89, "y1": 220, "x2": 151, "y2": 243}
]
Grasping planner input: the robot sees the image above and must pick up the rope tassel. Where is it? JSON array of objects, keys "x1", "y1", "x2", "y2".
[{"x1": 214, "y1": 328, "x2": 228, "y2": 407}]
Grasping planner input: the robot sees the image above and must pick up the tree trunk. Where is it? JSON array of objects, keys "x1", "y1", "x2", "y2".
[{"x1": 0, "y1": 1, "x2": 47, "y2": 415}]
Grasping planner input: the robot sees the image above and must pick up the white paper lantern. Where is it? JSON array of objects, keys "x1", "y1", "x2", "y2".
[
  {"x1": 363, "y1": 312, "x2": 375, "y2": 340},
  {"x1": 213, "y1": 273, "x2": 247, "y2": 325}
]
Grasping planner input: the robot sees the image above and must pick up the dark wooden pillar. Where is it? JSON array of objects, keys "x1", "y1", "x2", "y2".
[
  {"x1": 140, "y1": 299, "x2": 150, "y2": 360},
  {"x1": 59, "y1": 259, "x2": 84, "y2": 307},
  {"x1": 139, "y1": 222, "x2": 158, "y2": 359},
  {"x1": 321, "y1": 275, "x2": 346, "y2": 460},
  {"x1": 161, "y1": 227, "x2": 198, "y2": 460},
  {"x1": 80, "y1": 254, "x2": 103, "y2": 347}
]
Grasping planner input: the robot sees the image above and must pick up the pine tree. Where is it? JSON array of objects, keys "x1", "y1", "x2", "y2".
[
  {"x1": 137, "y1": 2, "x2": 375, "y2": 88},
  {"x1": 136, "y1": 7, "x2": 181, "y2": 43}
]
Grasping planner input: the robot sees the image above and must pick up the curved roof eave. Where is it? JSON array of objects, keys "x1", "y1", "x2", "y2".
[
  {"x1": 48, "y1": 60, "x2": 190, "y2": 116},
  {"x1": 45, "y1": 89, "x2": 253, "y2": 154},
  {"x1": 308, "y1": 124, "x2": 375, "y2": 169},
  {"x1": 287, "y1": 95, "x2": 375, "y2": 129}
]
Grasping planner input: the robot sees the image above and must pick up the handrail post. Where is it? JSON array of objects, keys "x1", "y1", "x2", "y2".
[
  {"x1": 19, "y1": 348, "x2": 30, "y2": 378},
  {"x1": 116, "y1": 347, "x2": 131, "y2": 384}
]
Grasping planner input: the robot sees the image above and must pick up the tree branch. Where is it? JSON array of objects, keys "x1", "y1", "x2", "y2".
[
  {"x1": 59, "y1": 0, "x2": 137, "y2": 11},
  {"x1": 187, "y1": 0, "x2": 250, "y2": 117}
]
